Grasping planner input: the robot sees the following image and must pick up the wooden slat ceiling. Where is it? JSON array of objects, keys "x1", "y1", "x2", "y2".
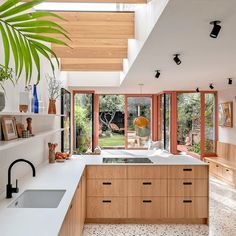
[
  {"x1": 41, "y1": 0, "x2": 146, "y2": 3},
  {"x1": 49, "y1": 11, "x2": 134, "y2": 71}
]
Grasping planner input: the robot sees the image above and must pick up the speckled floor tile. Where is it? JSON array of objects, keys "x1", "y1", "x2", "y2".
[{"x1": 83, "y1": 177, "x2": 236, "y2": 236}]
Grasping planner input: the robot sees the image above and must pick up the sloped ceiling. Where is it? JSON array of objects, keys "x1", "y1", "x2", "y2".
[{"x1": 72, "y1": 0, "x2": 236, "y2": 93}]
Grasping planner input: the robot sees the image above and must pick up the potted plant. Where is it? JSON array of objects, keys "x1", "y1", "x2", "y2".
[
  {"x1": 0, "y1": 65, "x2": 14, "y2": 111},
  {"x1": 47, "y1": 74, "x2": 61, "y2": 114}
]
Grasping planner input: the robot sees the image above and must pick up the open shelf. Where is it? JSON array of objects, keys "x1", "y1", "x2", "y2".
[
  {"x1": 0, "y1": 128, "x2": 64, "y2": 151},
  {"x1": 0, "y1": 112, "x2": 65, "y2": 117}
]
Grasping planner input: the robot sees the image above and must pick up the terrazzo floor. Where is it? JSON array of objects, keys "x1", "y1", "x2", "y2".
[{"x1": 83, "y1": 177, "x2": 236, "y2": 236}]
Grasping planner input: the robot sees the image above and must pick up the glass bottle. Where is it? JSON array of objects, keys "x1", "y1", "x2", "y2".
[{"x1": 33, "y1": 84, "x2": 39, "y2": 113}]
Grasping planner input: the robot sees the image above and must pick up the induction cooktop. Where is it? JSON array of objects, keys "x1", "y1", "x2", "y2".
[{"x1": 103, "y1": 157, "x2": 153, "y2": 164}]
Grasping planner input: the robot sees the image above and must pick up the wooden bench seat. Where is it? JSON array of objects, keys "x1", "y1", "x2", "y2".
[
  {"x1": 204, "y1": 157, "x2": 236, "y2": 170},
  {"x1": 204, "y1": 141, "x2": 236, "y2": 188}
]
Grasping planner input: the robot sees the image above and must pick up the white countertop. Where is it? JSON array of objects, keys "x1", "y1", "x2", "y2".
[{"x1": 0, "y1": 153, "x2": 206, "y2": 236}]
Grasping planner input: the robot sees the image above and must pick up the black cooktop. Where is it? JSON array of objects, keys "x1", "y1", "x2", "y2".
[{"x1": 103, "y1": 157, "x2": 153, "y2": 164}]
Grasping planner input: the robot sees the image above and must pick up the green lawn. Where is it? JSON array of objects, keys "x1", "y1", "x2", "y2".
[{"x1": 99, "y1": 134, "x2": 125, "y2": 147}]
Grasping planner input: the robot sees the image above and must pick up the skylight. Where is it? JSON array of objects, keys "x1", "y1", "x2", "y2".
[{"x1": 34, "y1": 3, "x2": 142, "y2": 12}]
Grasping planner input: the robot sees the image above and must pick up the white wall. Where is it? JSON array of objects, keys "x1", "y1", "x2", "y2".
[
  {"x1": 0, "y1": 37, "x2": 67, "y2": 197},
  {"x1": 218, "y1": 87, "x2": 236, "y2": 144}
]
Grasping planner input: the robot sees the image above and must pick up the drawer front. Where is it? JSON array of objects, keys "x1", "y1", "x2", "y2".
[
  {"x1": 168, "y1": 197, "x2": 208, "y2": 218},
  {"x1": 87, "y1": 179, "x2": 127, "y2": 197},
  {"x1": 87, "y1": 197, "x2": 127, "y2": 218},
  {"x1": 128, "y1": 166, "x2": 168, "y2": 179},
  {"x1": 209, "y1": 162, "x2": 218, "y2": 175},
  {"x1": 168, "y1": 166, "x2": 208, "y2": 179},
  {"x1": 128, "y1": 197, "x2": 167, "y2": 219},
  {"x1": 87, "y1": 166, "x2": 127, "y2": 179},
  {"x1": 168, "y1": 179, "x2": 208, "y2": 197},
  {"x1": 127, "y1": 179, "x2": 167, "y2": 196},
  {"x1": 222, "y1": 167, "x2": 233, "y2": 182}
]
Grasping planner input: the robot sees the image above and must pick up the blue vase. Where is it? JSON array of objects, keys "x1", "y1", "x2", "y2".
[{"x1": 33, "y1": 84, "x2": 39, "y2": 113}]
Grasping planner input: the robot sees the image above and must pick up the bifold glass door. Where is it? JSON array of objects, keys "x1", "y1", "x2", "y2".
[{"x1": 73, "y1": 93, "x2": 94, "y2": 153}]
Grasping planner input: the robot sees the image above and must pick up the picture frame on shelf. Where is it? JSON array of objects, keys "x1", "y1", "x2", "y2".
[
  {"x1": 219, "y1": 101, "x2": 233, "y2": 127},
  {"x1": 1, "y1": 116, "x2": 18, "y2": 141}
]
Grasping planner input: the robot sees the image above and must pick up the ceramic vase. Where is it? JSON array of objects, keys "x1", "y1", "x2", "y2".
[{"x1": 48, "y1": 99, "x2": 56, "y2": 114}]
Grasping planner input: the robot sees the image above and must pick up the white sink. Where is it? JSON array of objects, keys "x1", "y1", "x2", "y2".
[{"x1": 8, "y1": 189, "x2": 66, "y2": 208}]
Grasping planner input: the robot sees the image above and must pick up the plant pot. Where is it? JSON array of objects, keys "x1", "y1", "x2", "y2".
[
  {"x1": 48, "y1": 99, "x2": 56, "y2": 114},
  {"x1": 0, "y1": 91, "x2": 5, "y2": 112}
]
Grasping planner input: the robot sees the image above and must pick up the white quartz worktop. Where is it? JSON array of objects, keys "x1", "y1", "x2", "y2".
[{"x1": 0, "y1": 153, "x2": 206, "y2": 236}]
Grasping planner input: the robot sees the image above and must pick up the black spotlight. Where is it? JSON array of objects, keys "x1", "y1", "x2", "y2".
[
  {"x1": 173, "y1": 54, "x2": 181, "y2": 65},
  {"x1": 228, "y1": 78, "x2": 233, "y2": 85},
  {"x1": 209, "y1": 83, "x2": 214, "y2": 89},
  {"x1": 210, "y1": 20, "x2": 221, "y2": 38},
  {"x1": 196, "y1": 87, "x2": 200, "y2": 93},
  {"x1": 155, "y1": 70, "x2": 160, "y2": 79}
]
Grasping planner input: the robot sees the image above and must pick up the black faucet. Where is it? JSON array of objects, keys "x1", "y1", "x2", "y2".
[{"x1": 6, "y1": 159, "x2": 36, "y2": 199}]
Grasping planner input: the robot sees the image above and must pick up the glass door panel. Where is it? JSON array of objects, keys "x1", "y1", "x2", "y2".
[
  {"x1": 177, "y1": 93, "x2": 201, "y2": 155},
  {"x1": 161, "y1": 94, "x2": 171, "y2": 151},
  {"x1": 204, "y1": 93, "x2": 216, "y2": 153},
  {"x1": 127, "y1": 96, "x2": 152, "y2": 148},
  {"x1": 74, "y1": 93, "x2": 94, "y2": 153}
]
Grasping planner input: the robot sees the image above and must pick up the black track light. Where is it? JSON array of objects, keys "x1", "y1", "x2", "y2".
[
  {"x1": 155, "y1": 70, "x2": 160, "y2": 79},
  {"x1": 196, "y1": 88, "x2": 200, "y2": 93},
  {"x1": 210, "y1": 20, "x2": 221, "y2": 38},
  {"x1": 209, "y1": 83, "x2": 214, "y2": 89},
  {"x1": 173, "y1": 54, "x2": 181, "y2": 65},
  {"x1": 228, "y1": 78, "x2": 233, "y2": 85}
]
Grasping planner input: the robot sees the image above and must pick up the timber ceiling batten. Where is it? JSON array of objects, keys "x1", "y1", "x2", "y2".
[{"x1": 48, "y1": 11, "x2": 134, "y2": 71}]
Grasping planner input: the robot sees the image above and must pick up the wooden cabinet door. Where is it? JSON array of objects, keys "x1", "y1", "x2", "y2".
[
  {"x1": 127, "y1": 179, "x2": 167, "y2": 197},
  {"x1": 168, "y1": 179, "x2": 208, "y2": 197},
  {"x1": 168, "y1": 166, "x2": 208, "y2": 179},
  {"x1": 81, "y1": 172, "x2": 86, "y2": 228},
  {"x1": 87, "y1": 197, "x2": 127, "y2": 218},
  {"x1": 128, "y1": 197, "x2": 167, "y2": 219},
  {"x1": 168, "y1": 197, "x2": 208, "y2": 218},
  {"x1": 87, "y1": 179, "x2": 127, "y2": 197}
]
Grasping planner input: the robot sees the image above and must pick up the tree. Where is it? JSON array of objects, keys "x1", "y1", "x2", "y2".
[{"x1": 99, "y1": 95, "x2": 125, "y2": 131}]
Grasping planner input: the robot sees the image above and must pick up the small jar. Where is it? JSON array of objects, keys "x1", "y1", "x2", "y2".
[{"x1": 49, "y1": 150, "x2": 55, "y2": 164}]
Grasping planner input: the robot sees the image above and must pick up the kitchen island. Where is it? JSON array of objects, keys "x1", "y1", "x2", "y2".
[{"x1": 0, "y1": 154, "x2": 209, "y2": 236}]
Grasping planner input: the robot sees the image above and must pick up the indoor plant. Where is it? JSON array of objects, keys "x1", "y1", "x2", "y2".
[
  {"x1": 0, "y1": 0, "x2": 69, "y2": 85},
  {"x1": 47, "y1": 74, "x2": 61, "y2": 114},
  {"x1": 0, "y1": 65, "x2": 14, "y2": 111}
]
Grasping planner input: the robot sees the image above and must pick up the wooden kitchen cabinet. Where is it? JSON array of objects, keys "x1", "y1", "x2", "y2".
[
  {"x1": 168, "y1": 197, "x2": 208, "y2": 218},
  {"x1": 59, "y1": 171, "x2": 86, "y2": 236},
  {"x1": 85, "y1": 165, "x2": 209, "y2": 224},
  {"x1": 87, "y1": 179, "x2": 127, "y2": 197},
  {"x1": 87, "y1": 197, "x2": 127, "y2": 218},
  {"x1": 128, "y1": 197, "x2": 167, "y2": 218}
]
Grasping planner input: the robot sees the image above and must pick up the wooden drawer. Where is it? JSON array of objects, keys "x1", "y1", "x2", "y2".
[
  {"x1": 209, "y1": 162, "x2": 218, "y2": 175},
  {"x1": 168, "y1": 166, "x2": 208, "y2": 179},
  {"x1": 168, "y1": 179, "x2": 208, "y2": 197},
  {"x1": 87, "y1": 197, "x2": 127, "y2": 218},
  {"x1": 86, "y1": 166, "x2": 127, "y2": 179},
  {"x1": 168, "y1": 197, "x2": 208, "y2": 218},
  {"x1": 222, "y1": 167, "x2": 234, "y2": 182},
  {"x1": 127, "y1": 179, "x2": 167, "y2": 196},
  {"x1": 87, "y1": 179, "x2": 127, "y2": 197},
  {"x1": 127, "y1": 166, "x2": 168, "y2": 179},
  {"x1": 128, "y1": 197, "x2": 167, "y2": 219}
]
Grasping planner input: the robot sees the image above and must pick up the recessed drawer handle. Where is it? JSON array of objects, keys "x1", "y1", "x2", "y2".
[
  {"x1": 183, "y1": 168, "x2": 192, "y2": 171},
  {"x1": 183, "y1": 200, "x2": 192, "y2": 203},
  {"x1": 226, "y1": 169, "x2": 229, "y2": 172},
  {"x1": 143, "y1": 182, "x2": 152, "y2": 185},
  {"x1": 183, "y1": 182, "x2": 192, "y2": 185},
  {"x1": 103, "y1": 182, "x2": 112, "y2": 185},
  {"x1": 102, "y1": 200, "x2": 111, "y2": 203},
  {"x1": 143, "y1": 200, "x2": 152, "y2": 203},
  {"x1": 216, "y1": 165, "x2": 219, "y2": 167}
]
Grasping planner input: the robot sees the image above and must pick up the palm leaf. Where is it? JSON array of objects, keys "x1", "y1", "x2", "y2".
[
  {"x1": 0, "y1": 0, "x2": 70, "y2": 84},
  {"x1": 0, "y1": 23, "x2": 10, "y2": 70}
]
